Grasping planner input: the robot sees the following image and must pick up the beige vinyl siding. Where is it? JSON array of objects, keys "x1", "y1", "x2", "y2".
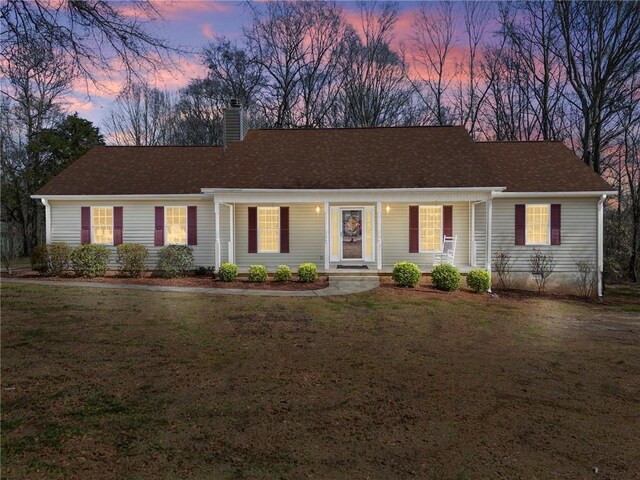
[
  {"x1": 381, "y1": 202, "x2": 471, "y2": 269},
  {"x1": 491, "y1": 197, "x2": 598, "y2": 273},
  {"x1": 235, "y1": 203, "x2": 324, "y2": 268},
  {"x1": 49, "y1": 200, "x2": 215, "y2": 268},
  {"x1": 474, "y1": 202, "x2": 486, "y2": 267}
]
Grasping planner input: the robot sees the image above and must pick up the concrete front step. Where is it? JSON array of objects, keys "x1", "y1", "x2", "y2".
[{"x1": 329, "y1": 275, "x2": 380, "y2": 283}]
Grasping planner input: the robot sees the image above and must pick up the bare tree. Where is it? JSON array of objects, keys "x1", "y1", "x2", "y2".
[
  {"x1": 411, "y1": 1, "x2": 455, "y2": 125},
  {"x1": 1, "y1": 0, "x2": 178, "y2": 90},
  {"x1": 203, "y1": 38, "x2": 264, "y2": 109},
  {"x1": 452, "y1": 1, "x2": 492, "y2": 137},
  {"x1": 500, "y1": 1, "x2": 568, "y2": 141},
  {"x1": 556, "y1": 1, "x2": 640, "y2": 174},
  {"x1": 172, "y1": 78, "x2": 225, "y2": 146},
  {"x1": 105, "y1": 83, "x2": 175, "y2": 146},
  {"x1": 340, "y1": 2, "x2": 413, "y2": 127},
  {"x1": 0, "y1": 40, "x2": 70, "y2": 254}
]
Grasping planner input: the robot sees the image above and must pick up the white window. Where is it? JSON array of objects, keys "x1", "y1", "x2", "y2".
[
  {"x1": 526, "y1": 204, "x2": 550, "y2": 245},
  {"x1": 419, "y1": 205, "x2": 443, "y2": 252},
  {"x1": 258, "y1": 207, "x2": 280, "y2": 253},
  {"x1": 166, "y1": 207, "x2": 187, "y2": 245},
  {"x1": 92, "y1": 207, "x2": 113, "y2": 244}
]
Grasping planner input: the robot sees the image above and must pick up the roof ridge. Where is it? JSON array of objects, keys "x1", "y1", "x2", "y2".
[
  {"x1": 477, "y1": 140, "x2": 563, "y2": 144},
  {"x1": 254, "y1": 125, "x2": 465, "y2": 131}
]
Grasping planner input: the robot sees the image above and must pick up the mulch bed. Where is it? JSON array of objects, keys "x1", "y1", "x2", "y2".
[{"x1": 3, "y1": 270, "x2": 329, "y2": 291}]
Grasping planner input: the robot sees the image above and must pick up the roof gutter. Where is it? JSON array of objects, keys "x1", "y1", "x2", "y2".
[
  {"x1": 493, "y1": 191, "x2": 617, "y2": 198},
  {"x1": 200, "y1": 187, "x2": 508, "y2": 194},
  {"x1": 30, "y1": 193, "x2": 212, "y2": 200}
]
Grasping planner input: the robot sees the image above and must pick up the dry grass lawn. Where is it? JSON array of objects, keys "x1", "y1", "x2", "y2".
[{"x1": 1, "y1": 282, "x2": 639, "y2": 479}]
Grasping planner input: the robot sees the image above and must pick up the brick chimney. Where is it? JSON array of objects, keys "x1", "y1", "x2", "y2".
[{"x1": 223, "y1": 99, "x2": 249, "y2": 146}]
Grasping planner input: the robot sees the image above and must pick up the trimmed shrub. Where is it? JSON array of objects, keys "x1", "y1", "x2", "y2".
[
  {"x1": 248, "y1": 264, "x2": 268, "y2": 282},
  {"x1": 31, "y1": 243, "x2": 73, "y2": 276},
  {"x1": 116, "y1": 244, "x2": 148, "y2": 277},
  {"x1": 71, "y1": 244, "x2": 110, "y2": 278},
  {"x1": 156, "y1": 245, "x2": 194, "y2": 278},
  {"x1": 274, "y1": 265, "x2": 292, "y2": 282},
  {"x1": 392, "y1": 261, "x2": 421, "y2": 287},
  {"x1": 31, "y1": 244, "x2": 49, "y2": 275},
  {"x1": 48, "y1": 243, "x2": 73, "y2": 276},
  {"x1": 218, "y1": 262, "x2": 238, "y2": 282},
  {"x1": 466, "y1": 268, "x2": 491, "y2": 293},
  {"x1": 431, "y1": 264, "x2": 461, "y2": 291},
  {"x1": 298, "y1": 262, "x2": 318, "y2": 283},
  {"x1": 194, "y1": 266, "x2": 214, "y2": 277}
]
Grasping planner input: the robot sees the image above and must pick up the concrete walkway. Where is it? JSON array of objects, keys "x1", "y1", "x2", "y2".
[{"x1": 1, "y1": 275, "x2": 379, "y2": 297}]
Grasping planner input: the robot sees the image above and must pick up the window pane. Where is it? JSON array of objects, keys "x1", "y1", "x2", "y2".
[
  {"x1": 258, "y1": 207, "x2": 280, "y2": 253},
  {"x1": 526, "y1": 205, "x2": 549, "y2": 245},
  {"x1": 419, "y1": 206, "x2": 442, "y2": 251},
  {"x1": 166, "y1": 207, "x2": 187, "y2": 244},
  {"x1": 92, "y1": 207, "x2": 113, "y2": 244}
]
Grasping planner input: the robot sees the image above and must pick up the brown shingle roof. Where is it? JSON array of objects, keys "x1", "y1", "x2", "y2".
[
  {"x1": 35, "y1": 126, "x2": 613, "y2": 195},
  {"x1": 476, "y1": 141, "x2": 612, "y2": 192}
]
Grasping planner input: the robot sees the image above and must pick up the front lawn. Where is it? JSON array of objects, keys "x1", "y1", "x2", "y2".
[{"x1": 1, "y1": 283, "x2": 639, "y2": 479}]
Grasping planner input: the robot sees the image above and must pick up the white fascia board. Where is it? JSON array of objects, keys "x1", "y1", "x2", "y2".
[
  {"x1": 31, "y1": 193, "x2": 213, "y2": 201},
  {"x1": 493, "y1": 191, "x2": 617, "y2": 198},
  {"x1": 201, "y1": 187, "x2": 507, "y2": 194}
]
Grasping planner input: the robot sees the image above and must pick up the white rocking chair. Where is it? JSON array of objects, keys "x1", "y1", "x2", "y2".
[{"x1": 433, "y1": 235, "x2": 457, "y2": 266}]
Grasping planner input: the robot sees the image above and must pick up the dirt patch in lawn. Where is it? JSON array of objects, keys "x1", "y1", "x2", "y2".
[
  {"x1": 1, "y1": 283, "x2": 639, "y2": 479},
  {"x1": 3, "y1": 270, "x2": 328, "y2": 290}
]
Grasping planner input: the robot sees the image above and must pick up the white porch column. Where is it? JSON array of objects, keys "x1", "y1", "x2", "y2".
[
  {"x1": 485, "y1": 196, "x2": 493, "y2": 290},
  {"x1": 470, "y1": 202, "x2": 476, "y2": 267},
  {"x1": 376, "y1": 201, "x2": 382, "y2": 270},
  {"x1": 41, "y1": 199, "x2": 51, "y2": 244},
  {"x1": 214, "y1": 201, "x2": 221, "y2": 270},
  {"x1": 228, "y1": 203, "x2": 235, "y2": 264},
  {"x1": 597, "y1": 195, "x2": 606, "y2": 297},
  {"x1": 324, "y1": 201, "x2": 330, "y2": 271}
]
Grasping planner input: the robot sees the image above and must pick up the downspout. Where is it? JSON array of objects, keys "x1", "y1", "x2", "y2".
[
  {"x1": 597, "y1": 194, "x2": 606, "y2": 297},
  {"x1": 214, "y1": 201, "x2": 221, "y2": 270},
  {"x1": 41, "y1": 198, "x2": 51, "y2": 244}
]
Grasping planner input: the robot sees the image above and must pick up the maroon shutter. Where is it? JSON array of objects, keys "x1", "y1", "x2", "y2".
[
  {"x1": 113, "y1": 207, "x2": 123, "y2": 246},
  {"x1": 443, "y1": 205, "x2": 453, "y2": 237},
  {"x1": 515, "y1": 204, "x2": 526, "y2": 245},
  {"x1": 154, "y1": 206, "x2": 164, "y2": 246},
  {"x1": 409, "y1": 205, "x2": 419, "y2": 253},
  {"x1": 280, "y1": 206, "x2": 289, "y2": 253},
  {"x1": 81, "y1": 207, "x2": 91, "y2": 244},
  {"x1": 248, "y1": 207, "x2": 258, "y2": 253},
  {"x1": 550, "y1": 204, "x2": 561, "y2": 245},
  {"x1": 187, "y1": 206, "x2": 197, "y2": 245}
]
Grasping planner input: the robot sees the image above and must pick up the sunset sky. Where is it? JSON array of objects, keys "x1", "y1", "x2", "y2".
[{"x1": 67, "y1": 1, "x2": 482, "y2": 129}]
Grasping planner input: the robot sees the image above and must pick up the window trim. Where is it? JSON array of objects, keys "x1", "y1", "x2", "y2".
[
  {"x1": 418, "y1": 205, "x2": 443, "y2": 253},
  {"x1": 525, "y1": 203, "x2": 551, "y2": 246},
  {"x1": 90, "y1": 206, "x2": 114, "y2": 245},
  {"x1": 257, "y1": 206, "x2": 280, "y2": 254},
  {"x1": 164, "y1": 206, "x2": 188, "y2": 246}
]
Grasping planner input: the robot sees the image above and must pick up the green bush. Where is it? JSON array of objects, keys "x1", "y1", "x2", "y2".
[
  {"x1": 70, "y1": 244, "x2": 110, "y2": 278},
  {"x1": 49, "y1": 243, "x2": 73, "y2": 276},
  {"x1": 248, "y1": 264, "x2": 268, "y2": 282},
  {"x1": 156, "y1": 245, "x2": 194, "y2": 278},
  {"x1": 31, "y1": 244, "x2": 49, "y2": 275},
  {"x1": 31, "y1": 243, "x2": 72, "y2": 276},
  {"x1": 116, "y1": 244, "x2": 148, "y2": 278},
  {"x1": 274, "y1": 265, "x2": 292, "y2": 282},
  {"x1": 194, "y1": 265, "x2": 214, "y2": 277},
  {"x1": 466, "y1": 268, "x2": 491, "y2": 293},
  {"x1": 431, "y1": 264, "x2": 461, "y2": 291},
  {"x1": 218, "y1": 262, "x2": 238, "y2": 282},
  {"x1": 298, "y1": 262, "x2": 318, "y2": 282},
  {"x1": 392, "y1": 261, "x2": 421, "y2": 287}
]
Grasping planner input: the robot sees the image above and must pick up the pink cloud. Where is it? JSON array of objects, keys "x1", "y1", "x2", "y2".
[{"x1": 201, "y1": 23, "x2": 215, "y2": 40}]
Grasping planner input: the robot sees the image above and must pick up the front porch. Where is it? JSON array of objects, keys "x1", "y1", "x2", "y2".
[{"x1": 208, "y1": 189, "x2": 497, "y2": 276}]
